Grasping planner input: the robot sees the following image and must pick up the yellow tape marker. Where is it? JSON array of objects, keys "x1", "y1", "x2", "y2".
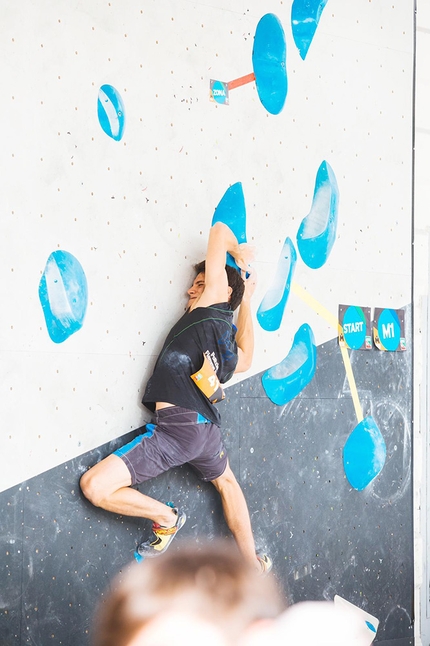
[{"x1": 291, "y1": 281, "x2": 363, "y2": 423}]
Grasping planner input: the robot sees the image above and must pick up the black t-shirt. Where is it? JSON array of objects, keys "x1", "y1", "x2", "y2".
[{"x1": 142, "y1": 303, "x2": 238, "y2": 425}]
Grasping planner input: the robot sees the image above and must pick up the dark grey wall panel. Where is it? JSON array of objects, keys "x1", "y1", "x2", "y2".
[
  {"x1": 0, "y1": 485, "x2": 25, "y2": 644},
  {"x1": 0, "y1": 332, "x2": 413, "y2": 645}
]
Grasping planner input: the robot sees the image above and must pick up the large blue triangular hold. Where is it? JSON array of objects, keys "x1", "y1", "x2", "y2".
[{"x1": 211, "y1": 182, "x2": 247, "y2": 271}]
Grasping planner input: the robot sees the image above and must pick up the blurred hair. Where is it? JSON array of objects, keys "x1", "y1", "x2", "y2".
[
  {"x1": 92, "y1": 541, "x2": 284, "y2": 646},
  {"x1": 194, "y1": 261, "x2": 245, "y2": 311}
]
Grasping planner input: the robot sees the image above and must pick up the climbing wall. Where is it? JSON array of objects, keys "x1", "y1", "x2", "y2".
[
  {"x1": 0, "y1": 333, "x2": 413, "y2": 645},
  {"x1": 0, "y1": 0, "x2": 414, "y2": 644}
]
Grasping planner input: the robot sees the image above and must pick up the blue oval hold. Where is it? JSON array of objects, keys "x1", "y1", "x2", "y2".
[
  {"x1": 262, "y1": 323, "x2": 317, "y2": 405},
  {"x1": 98, "y1": 84, "x2": 126, "y2": 141},
  {"x1": 296, "y1": 160, "x2": 339, "y2": 269},
  {"x1": 252, "y1": 13, "x2": 287, "y2": 115},
  {"x1": 291, "y1": 0, "x2": 329, "y2": 60},
  {"x1": 257, "y1": 237, "x2": 297, "y2": 332},
  {"x1": 39, "y1": 250, "x2": 88, "y2": 344},
  {"x1": 343, "y1": 416, "x2": 386, "y2": 491}
]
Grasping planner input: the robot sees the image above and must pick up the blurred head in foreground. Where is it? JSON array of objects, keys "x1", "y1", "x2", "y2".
[{"x1": 92, "y1": 541, "x2": 285, "y2": 646}]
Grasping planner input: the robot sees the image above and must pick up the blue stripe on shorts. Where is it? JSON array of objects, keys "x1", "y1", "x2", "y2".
[
  {"x1": 113, "y1": 423, "x2": 155, "y2": 458},
  {"x1": 196, "y1": 413, "x2": 210, "y2": 424}
]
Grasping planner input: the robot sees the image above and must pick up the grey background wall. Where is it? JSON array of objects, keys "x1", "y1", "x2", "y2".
[{"x1": 0, "y1": 0, "x2": 416, "y2": 644}]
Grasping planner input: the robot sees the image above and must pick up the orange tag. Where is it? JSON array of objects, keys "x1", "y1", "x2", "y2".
[{"x1": 190, "y1": 354, "x2": 225, "y2": 404}]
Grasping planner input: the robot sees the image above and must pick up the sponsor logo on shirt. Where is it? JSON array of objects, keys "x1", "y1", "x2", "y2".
[{"x1": 204, "y1": 349, "x2": 219, "y2": 373}]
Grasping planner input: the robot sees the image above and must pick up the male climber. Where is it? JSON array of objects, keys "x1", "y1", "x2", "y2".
[{"x1": 80, "y1": 221, "x2": 272, "y2": 574}]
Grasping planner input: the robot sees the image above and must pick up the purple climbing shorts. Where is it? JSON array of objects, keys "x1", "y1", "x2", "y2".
[{"x1": 113, "y1": 406, "x2": 228, "y2": 484}]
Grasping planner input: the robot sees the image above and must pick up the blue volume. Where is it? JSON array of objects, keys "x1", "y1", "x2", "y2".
[
  {"x1": 343, "y1": 416, "x2": 387, "y2": 491},
  {"x1": 252, "y1": 14, "x2": 288, "y2": 115},
  {"x1": 291, "y1": 0, "x2": 329, "y2": 60},
  {"x1": 257, "y1": 237, "x2": 297, "y2": 332},
  {"x1": 212, "y1": 183, "x2": 247, "y2": 271},
  {"x1": 262, "y1": 323, "x2": 317, "y2": 405},
  {"x1": 296, "y1": 160, "x2": 339, "y2": 269}
]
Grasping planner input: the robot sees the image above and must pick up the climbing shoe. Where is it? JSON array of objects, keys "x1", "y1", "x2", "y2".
[
  {"x1": 257, "y1": 552, "x2": 273, "y2": 575},
  {"x1": 136, "y1": 506, "x2": 186, "y2": 558}
]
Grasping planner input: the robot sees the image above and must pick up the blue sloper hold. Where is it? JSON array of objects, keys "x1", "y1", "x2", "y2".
[
  {"x1": 98, "y1": 84, "x2": 126, "y2": 141},
  {"x1": 211, "y1": 182, "x2": 247, "y2": 271},
  {"x1": 291, "y1": 0, "x2": 329, "y2": 60},
  {"x1": 39, "y1": 250, "x2": 88, "y2": 344},
  {"x1": 252, "y1": 13, "x2": 287, "y2": 115},
  {"x1": 257, "y1": 237, "x2": 297, "y2": 332},
  {"x1": 343, "y1": 416, "x2": 387, "y2": 491},
  {"x1": 296, "y1": 160, "x2": 339, "y2": 269},
  {"x1": 262, "y1": 323, "x2": 317, "y2": 405}
]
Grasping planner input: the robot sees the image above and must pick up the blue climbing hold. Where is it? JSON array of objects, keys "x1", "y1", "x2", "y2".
[
  {"x1": 212, "y1": 183, "x2": 247, "y2": 271},
  {"x1": 262, "y1": 323, "x2": 317, "y2": 405},
  {"x1": 39, "y1": 250, "x2": 88, "y2": 344},
  {"x1": 252, "y1": 14, "x2": 288, "y2": 115},
  {"x1": 296, "y1": 160, "x2": 339, "y2": 269},
  {"x1": 98, "y1": 84, "x2": 126, "y2": 141},
  {"x1": 291, "y1": 0, "x2": 329, "y2": 60},
  {"x1": 257, "y1": 237, "x2": 297, "y2": 332},
  {"x1": 343, "y1": 416, "x2": 386, "y2": 491}
]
